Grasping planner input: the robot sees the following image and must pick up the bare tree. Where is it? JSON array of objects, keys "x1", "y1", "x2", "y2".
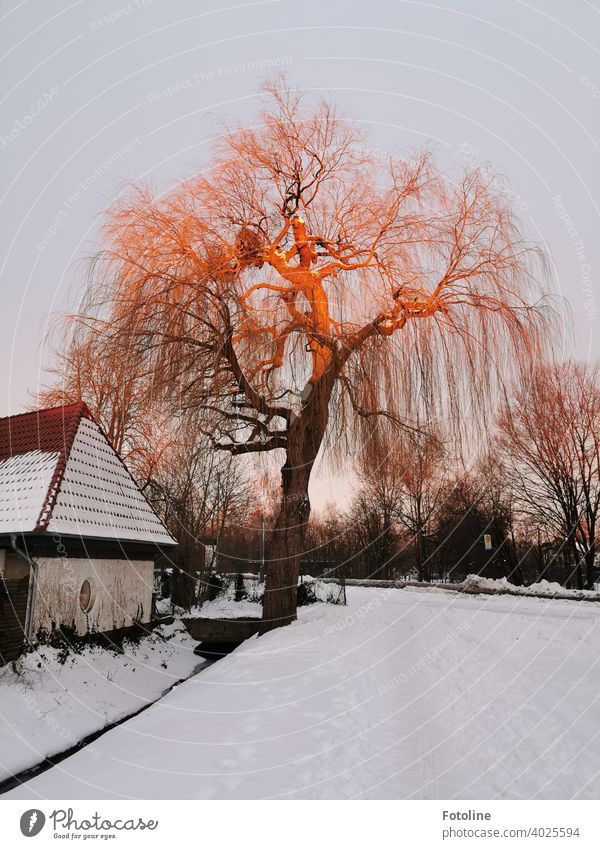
[
  {"x1": 374, "y1": 427, "x2": 450, "y2": 581},
  {"x1": 39, "y1": 334, "x2": 168, "y2": 487},
  {"x1": 71, "y1": 82, "x2": 553, "y2": 632},
  {"x1": 499, "y1": 361, "x2": 600, "y2": 589},
  {"x1": 147, "y1": 415, "x2": 247, "y2": 609},
  {"x1": 348, "y1": 484, "x2": 402, "y2": 579},
  {"x1": 433, "y1": 463, "x2": 516, "y2": 583},
  {"x1": 340, "y1": 420, "x2": 454, "y2": 581},
  {"x1": 304, "y1": 505, "x2": 353, "y2": 575}
]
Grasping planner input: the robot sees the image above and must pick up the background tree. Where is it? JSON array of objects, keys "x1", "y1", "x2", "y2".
[
  {"x1": 348, "y1": 484, "x2": 402, "y2": 579},
  {"x1": 303, "y1": 505, "x2": 352, "y2": 576},
  {"x1": 39, "y1": 333, "x2": 168, "y2": 487},
  {"x1": 68, "y1": 82, "x2": 552, "y2": 632},
  {"x1": 365, "y1": 425, "x2": 450, "y2": 581},
  {"x1": 434, "y1": 466, "x2": 516, "y2": 583},
  {"x1": 499, "y1": 361, "x2": 600, "y2": 589},
  {"x1": 147, "y1": 414, "x2": 247, "y2": 609}
]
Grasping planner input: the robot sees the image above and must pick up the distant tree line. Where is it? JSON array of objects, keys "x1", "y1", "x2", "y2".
[
  {"x1": 40, "y1": 355, "x2": 600, "y2": 606},
  {"x1": 294, "y1": 361, "x2": 600, "y2": 590}
]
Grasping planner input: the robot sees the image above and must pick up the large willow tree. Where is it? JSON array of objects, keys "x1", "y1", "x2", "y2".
[{"x1": 77, "y1": 83, "x2": 552, "y2": 632}]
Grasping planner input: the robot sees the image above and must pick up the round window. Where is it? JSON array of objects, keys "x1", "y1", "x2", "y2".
[{"x1": 79, "y1": 579, "x2": 95, "y2": 613}]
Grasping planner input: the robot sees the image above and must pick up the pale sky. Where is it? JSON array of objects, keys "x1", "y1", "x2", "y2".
[{"x1": 1, "y1": 0, "x2": 599, "y2": 508}]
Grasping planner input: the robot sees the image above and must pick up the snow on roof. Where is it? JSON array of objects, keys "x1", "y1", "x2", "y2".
[
  {"x1": 0, "y1": 403, "x2": 175, "y2": 545},
  {"x1": 0, "y1": 450, "x2": 60, "y2": 535},
  {"x1": 47, "y1": 417, "x2": 175, "y2": 544}
]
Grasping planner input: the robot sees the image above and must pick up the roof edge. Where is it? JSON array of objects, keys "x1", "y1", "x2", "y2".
[
  {"x1": 34, "y1": 401, "x2": 92, "y2": 532},
  {"x1": 0, "y1": 400, "x2": 92, "y2": 425}
]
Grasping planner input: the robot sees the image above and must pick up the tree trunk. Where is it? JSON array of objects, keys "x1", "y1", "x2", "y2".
[
  {"x1": 570, "y1": 532, "x2": 584, "y2": 590},
  {"x1": 584, "y1": 542, "x2": 596, "y2": 590},
  {"x1": 506, "y1": 528, "x2": 523, "y2": 585},
  {"x1": 259, "y1": 370, "x2": 335, "y2": 635},
  {"x1": 420, "y1": 528, "x2": 432, "y2": 582},
  {"x1": 415, "y1": 531, "x2": 423, "y2": 582},
  {"x1": 259, "y1": 460, "x2": 312, "y2": 633},
  {"x1": 567, "y1": 518, "x2": 584, "y2": 590}
]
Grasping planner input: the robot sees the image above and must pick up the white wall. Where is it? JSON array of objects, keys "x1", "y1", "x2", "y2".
[{"x1": 32, "y1": 557, "x2": 154, "y2": 636}]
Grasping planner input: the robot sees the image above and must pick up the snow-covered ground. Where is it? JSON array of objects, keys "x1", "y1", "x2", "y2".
[
  {"x1": 185, "y1": 597, "x2": 262, "y2": 619},
  {"x1": 0, "y1": 621, "x2": 200, "y2": 784},
  {"x1": 4, "y1": 586, "x2": 600, "y2": 800}
]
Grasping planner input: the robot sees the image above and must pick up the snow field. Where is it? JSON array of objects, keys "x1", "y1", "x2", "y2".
[{"x1": 5, "y1": 586, "x2": 600, "y2": 799}]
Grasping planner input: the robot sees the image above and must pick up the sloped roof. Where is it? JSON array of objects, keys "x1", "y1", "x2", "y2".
[{"x1": 0, "y1": 403, "x2": 175, "y2": 545}]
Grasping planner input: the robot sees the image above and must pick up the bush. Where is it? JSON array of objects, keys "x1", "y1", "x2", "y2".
[
  {"x1": 297, "y1": 580, "x2": 318, "y2": 606},
  {"x1": 234, "y1": 573, "x2": 248, "y2": 602},
  {"x1": 207, "y1": 571, "x2": 226, "y2": 601},
  {"x1": 32, "y1": 620, "x2": 152, "y2": 664}
]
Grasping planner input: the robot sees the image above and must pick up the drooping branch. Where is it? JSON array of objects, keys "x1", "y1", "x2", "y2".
[{"x1": 60, "y1": 81, "x2": 555, "y2": 490}]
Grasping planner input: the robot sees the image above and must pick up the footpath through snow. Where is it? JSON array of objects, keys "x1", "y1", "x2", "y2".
[{"x1": 4, "y1": 586, "x2": 600, "y2": 799}]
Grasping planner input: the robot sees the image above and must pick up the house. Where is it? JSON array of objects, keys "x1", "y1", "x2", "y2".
[{"x1": 0, "y1": 402, "x2": 175, "y2": 663}]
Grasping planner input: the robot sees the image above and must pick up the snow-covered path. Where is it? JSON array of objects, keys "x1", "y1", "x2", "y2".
[{"x1": 5, "y1": 587, "x2": 600, "y2": 799}]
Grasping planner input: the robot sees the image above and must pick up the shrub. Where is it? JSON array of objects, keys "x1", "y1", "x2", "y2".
[
  {"x1": 234, "y1": 573, "x2": 248, "y2": 602},
  {"x1": 207, "y1": 571, "x2": 226, "y2": 601},
  {"x1": 297, "y1": 580, "x2": 318, "y2": 606}
]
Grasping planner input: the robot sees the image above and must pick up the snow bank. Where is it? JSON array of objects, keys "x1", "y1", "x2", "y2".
[
  {"x1": 154, "y1": 597, "x2": 185, "y2": 617},
  {"x1": 460, "y1": 574, "x2": 600, "y2": 600},
  {"x1": 7, "y1": 587, "x2": 600, "y2": 800},
  {"x1": 0, "y1": 621, "x2": 200, "y2": 783},
  {"x1": 185, "y1": 597, "x2": 262, "y2": 620}
]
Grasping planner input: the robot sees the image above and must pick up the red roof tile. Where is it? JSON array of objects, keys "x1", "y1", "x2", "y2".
[
  {"x1": 0, "y1": 402, "x2": 92, "y2": 463},
  {"x1": 0, "y1": 402, "x2": 92, "y2": 533}
]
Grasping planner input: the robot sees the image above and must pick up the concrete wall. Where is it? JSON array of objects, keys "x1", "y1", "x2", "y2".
[{"x1": 32, "y1": 557, "x2": 154, "y2": 636}]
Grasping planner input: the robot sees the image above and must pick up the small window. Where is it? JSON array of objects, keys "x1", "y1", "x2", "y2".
[{"x1": 79, "y1": 579, "x2": 95, "y2": 613}]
